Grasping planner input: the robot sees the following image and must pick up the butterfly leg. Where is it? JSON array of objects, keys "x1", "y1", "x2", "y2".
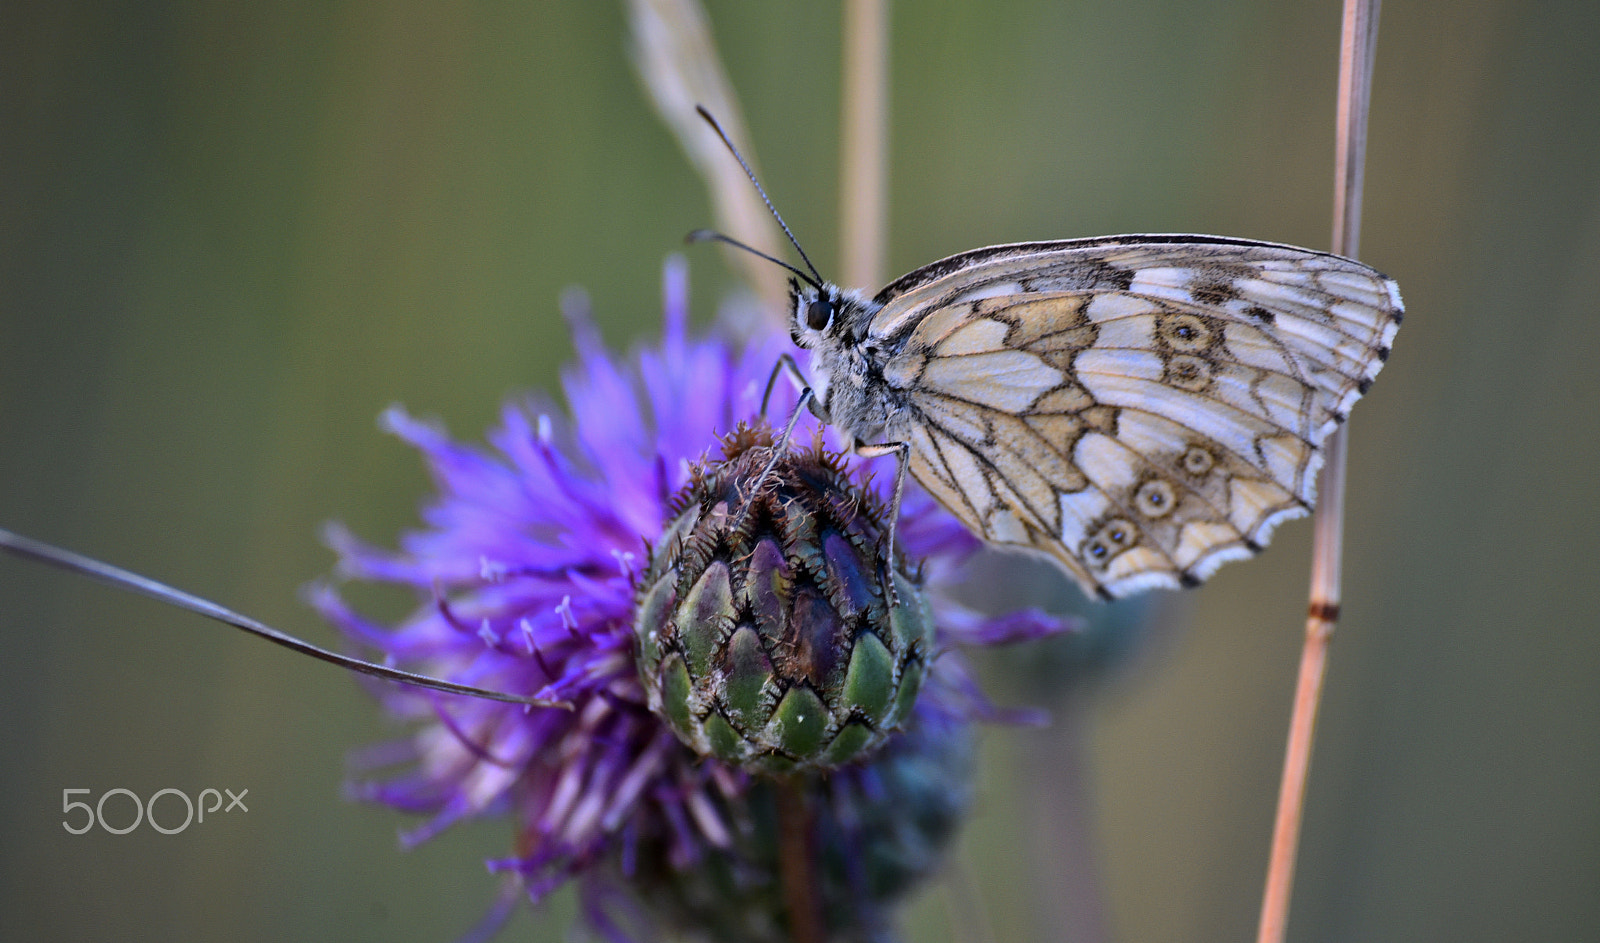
[
  {"x1": 732, "y1": 386, "x2": 815, "y2": 535},
  {"x1": 855, "y1": 439, "x2": 910, "y2": 604},
  {"x1": 760, "y1": 352, "x2": 812, "y2": 418}
]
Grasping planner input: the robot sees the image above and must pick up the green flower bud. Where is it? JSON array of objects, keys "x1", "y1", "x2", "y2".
[{"x1": 634, "y1": 425, "x2": 931, "y2": 774}]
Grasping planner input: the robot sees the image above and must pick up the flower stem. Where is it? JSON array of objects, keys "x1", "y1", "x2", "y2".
[
  {"x1": 1256, "y1": 2, "x2": 1381, "y2": 942},
  {"x1": 777, "y1": 777, "x2": 825, "y2": 943}
]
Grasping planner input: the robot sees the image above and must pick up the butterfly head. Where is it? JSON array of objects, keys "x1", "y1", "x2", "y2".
[{"x1": 787, "y1": 278, "x2": 874, "y2": 352}]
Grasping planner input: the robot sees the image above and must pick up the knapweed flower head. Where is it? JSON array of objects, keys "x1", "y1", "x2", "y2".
[
  {"x1": 635, "y1": 423, "x2": 932, "y2": 774},
  {"x1": 313, "y1": 258, "x2": 1080, "y2": 939}
]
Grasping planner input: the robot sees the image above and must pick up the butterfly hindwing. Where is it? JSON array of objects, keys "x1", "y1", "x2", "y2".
[{"x1": 866, "y1": 237, "x2": 1401, "y2": 598}]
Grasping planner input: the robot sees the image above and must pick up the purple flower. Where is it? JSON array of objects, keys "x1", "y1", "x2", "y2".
[{"x1": 312, "y1": 257, "x2": 1080, "y2": 937}]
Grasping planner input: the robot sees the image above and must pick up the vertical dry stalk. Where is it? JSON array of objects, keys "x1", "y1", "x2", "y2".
[
  {"x1": 1256, "y1": 2, "x2": 1382, "y2": 943},
  {"x1": 627, "y1": 0, "x2": 790, "y2": 314},
  {"x1": 839, "y1": 0, "x2": 890, "y2": 289}
]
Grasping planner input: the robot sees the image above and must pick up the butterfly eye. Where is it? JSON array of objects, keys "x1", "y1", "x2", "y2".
[{"x1": 805, "y1": 297, "x2": 833, "y2": 331}]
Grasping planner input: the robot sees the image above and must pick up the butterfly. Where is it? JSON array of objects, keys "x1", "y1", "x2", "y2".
[
  {"x1": 696, "y1": 109, "x2": 1402, "y2": 601},
  {"x1": 787, "y1": 236, "x2": 1401, "y2": 600}
]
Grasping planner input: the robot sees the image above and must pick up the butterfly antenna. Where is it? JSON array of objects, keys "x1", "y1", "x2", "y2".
[
  {"x1": 686, "y1": 229, "x2": 820, "y2": 288},
  {"x1": 695, "y1": 105, "x2": 826, "y2": 288}
]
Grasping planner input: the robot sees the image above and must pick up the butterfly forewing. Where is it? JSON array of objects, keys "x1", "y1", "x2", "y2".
[{"x1": 862, "y1": 237, "x2": 1401, "y2": 599}]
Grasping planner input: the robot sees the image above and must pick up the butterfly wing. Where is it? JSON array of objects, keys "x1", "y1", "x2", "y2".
[{"x1": 870, "y1": 236, "x2": 1402, "y2": 599}]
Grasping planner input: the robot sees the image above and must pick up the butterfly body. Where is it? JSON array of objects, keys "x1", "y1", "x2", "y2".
[{"x1": 789, "y1": 235, "x2": 1402, "y2": 600}]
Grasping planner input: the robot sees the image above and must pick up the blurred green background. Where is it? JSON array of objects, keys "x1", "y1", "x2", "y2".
[{"x1": 3, "y1": 1, "x2": 1596, "y2": 941}]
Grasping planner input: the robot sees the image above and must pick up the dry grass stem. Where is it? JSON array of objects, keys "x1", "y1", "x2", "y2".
[
  {"x1": 1256, "y1": 2, "x2": 1382, "y2": 942},
  {"x1": 839, "y1": 0, "x2": 890, "y2": 289},
  {"x1": 627, "y1": 0, "x2": 789, "y2": 313}
]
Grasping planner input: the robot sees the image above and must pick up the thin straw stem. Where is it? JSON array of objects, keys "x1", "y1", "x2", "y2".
[
  {"x1": 1256, "y1": 2, "x2": 1381, "y2": 942},
  {"x1": 839, "y1": 0, "x2": 889, "y2": 289}
]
